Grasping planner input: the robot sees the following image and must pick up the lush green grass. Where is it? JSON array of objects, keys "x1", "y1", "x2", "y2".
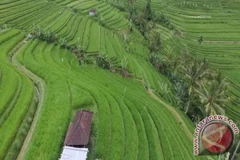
[
  {"x1": 13, "y1": 36, "x2": 207, "y2": 159},
  {"x1": 69, "y1": 0, "x2": 129, "y2": 30},
  {"x1": 87, "y1": 22, "x2": 100, "y2": 52},
  {"x1": 0, "y1": 29, "x2": 35, "y2": 160}
]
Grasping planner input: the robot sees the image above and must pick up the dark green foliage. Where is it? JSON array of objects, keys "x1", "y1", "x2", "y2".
[
  {"x1": 198, "y1": 35, "x2": 203, "y2": 44},
  {"x1": 132, "y1": 10, "x2": 148, "y2": 36},
  {"x1": 195, "y1": 72, "x2": 229, "y2": 115},
  {"x1": 95, "y1": 55, "x2": 118, "y2": 69},
  {"x1": 96, "y1": 54, "x2": 111, "y2": 69},
  {"x1": 59, "y1": 38, "x2": 71, "y2": 50},
  {"x1": 148, "y1": 31, "x2": 161, "y2": 52},
  {"x1": 72, "y1": 8, "x2": 78, "y2": 13},
  {"x1": 149, "y1": 53, "x2": 163, "y2": 72},
  {"x1": 150, "y1": 50, "x2": 229, "y2": 122},
  {"x1": 152, "y1": 12, "x2": 174, "y2": 30},
  {"x1": 128, "y1": 0, "x2": 135, "y2": 20},
  {"x1": 145, "y1": 0, "x2": 152, "y2": 20},
  {"x1": 32, "y1": 25, "x2": 57, "y2": 43},
  {"x1": 98, "y1": 15, "x2": 105, "y2": 27}
]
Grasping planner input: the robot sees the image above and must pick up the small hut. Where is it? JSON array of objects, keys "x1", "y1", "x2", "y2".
[
  {"x1": 59, "y1": 146, "x2": 88, "y2": 160},
  {"x1": 89, "y1": 8, "x2": 96, "y2": 16},
  {"x1": 64, "y1": 110, "x2": 93, "y2": 147},
  {"x1": 28, "y1": 34, "x2": 33, "y2": 39},
  {"x1": 59, "y1": 110, "x2": 93, "y2": 160}
]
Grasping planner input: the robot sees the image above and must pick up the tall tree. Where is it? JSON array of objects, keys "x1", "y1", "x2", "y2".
[
  {"x1": 145, "y1": 0, "x2": 152, "y2": 20},
  {"x1": 195, "y1": 72, "x2": 229, "y2": 115},
  {"x1": 148, "y1": 30, "x2": 161, "y2": 53},
  {"x1": 128, "y1": 0, "x2": 134, "y2": 19},
  {"x1": 198, "y1": 35, "x2": 203, "y2": 44},
  {"x1": 181, "y1": 57, "x2": 209, "y2": 113},
  {"x1": 132, "y1": 11, "x2": 148, "y2": 35}
]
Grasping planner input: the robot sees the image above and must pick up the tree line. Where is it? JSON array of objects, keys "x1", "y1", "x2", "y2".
[
  {"x1": 150, "y1": 51, "x2": 230, "y2": 122},
  {"x1": 124, "y1": 0, "x2": 230, "y2": 121},
  {"x1": 30, "y1": 25, "x2": 131, "y2": 77}
]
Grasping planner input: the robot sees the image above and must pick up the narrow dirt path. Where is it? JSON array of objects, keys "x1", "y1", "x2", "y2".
[
  {"x1": 203, "y1": 40, "x2": 240, "y2": 44},
  {"x1": 192, "y1": 38, "x2": 240, "y2": 44},
  {"x1": 9, "y1": 37, "x2": 46, "y2": 160},
  {"x1": 147, "y1": 88, "x2": 193, "y2": 140}
]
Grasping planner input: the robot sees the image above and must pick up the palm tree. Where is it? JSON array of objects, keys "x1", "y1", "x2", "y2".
[
  {"x1": 120, "y1": 55, "x2": 128, "y2": 70},
  {"x1": 32, "y1": 25, "x2": 42, "y2": 38},
  {"x1": 150, "y1": 49, "x2": 179, "y2": 75},
  {"x1": 145, "y1": 0, "x2": 152, "y2": 20},
  {"x1": 59, "y1": 38, "x2": 67, "y2": 49},
  {"x1": 148, "y1": 30, "x2": 161, "y2": 53},
  {"x1": 198, "y1": 36, "x2": 203, "y2": 44},
  {"x1": 132, "y1": 10, "x2": 148, "y2": 35},
  {"x1": 195, "y1": 72, "x2": 229, "y2": 115},
  {"x1": 46, "y1": 30, "x2": 57, "y2": 43},
  {"x1": 129, "y1": 18, "x2": 133, "y2": 32},
  {"x1": 163, "y1": 49, "x2": 179, "y2": 75},
  {"x1": 156, "y1": 81, "x2": 171, "y2": 101},
  {"x1": 181, "y1": 58, "x2": 209, "y2": 113},
  {"x1": 96, "y1": 54, "x2": 111, "y2": 69}
]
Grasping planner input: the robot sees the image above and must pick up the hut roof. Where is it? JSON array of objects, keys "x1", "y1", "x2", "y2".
[
  {"x1": 59, "y1": 146, "x2": 88, "y2": 160},
  {"x1": 89, "y1": 8, "x2": 96, "y2": 13},
  {"x1": 64, "y1": 110, "x2": 93, "y2": 146}
]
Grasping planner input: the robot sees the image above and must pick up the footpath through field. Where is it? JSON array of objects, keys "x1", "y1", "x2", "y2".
[
  {"x1": 9, "y1": 37, "x2": 46, "y2": 160},
  {"x1": 147, "y1": 88, "x2": 193, "y2": 140}
]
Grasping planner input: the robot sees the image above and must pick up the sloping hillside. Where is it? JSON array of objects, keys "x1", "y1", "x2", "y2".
[{"x1": 0, "y1": 0, "x2": 239, "y2": 160}]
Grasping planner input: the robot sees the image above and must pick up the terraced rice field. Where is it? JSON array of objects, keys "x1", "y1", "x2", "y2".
[
  {"x1": 132, "y1": 0, "x2": 240, "y2": 123},
  {"x1": 0, "y1": 0, "x2": 169, "y2": 90},
  {"x1": 0, "y1": 29, "x2": 204, "y2": 160},
  {"x1": 0, "y1": 0, "x2": 238, "y2": 160},
  {"x1": 162, "y1": 0, "x2": 240, "y2": 122}
]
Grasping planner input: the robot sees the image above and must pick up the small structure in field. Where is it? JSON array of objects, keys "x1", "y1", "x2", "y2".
[
  {"x1": 59, "y1": 110, "x2": 93, "y2": 160},
  {"x1": 64, "y1": 110, "x2": 93, "y2": 147},
  {"x1": 59, "y1": 146, "x2": 88, "y2": 160},
  {"x1": 89, "y1": 8, "x2": 96, "y2": 16},
  {"x1": 28, "y1": 34, "x2": 33, "y2": 39}
]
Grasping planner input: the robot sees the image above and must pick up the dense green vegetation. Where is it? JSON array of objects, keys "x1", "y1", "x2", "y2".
[
  {"x1": 129, "y1": 0, "x2": 240, "y2": 122},
  {"x1": 0, "y1": 0, "x2": 239, "y2": 160}
]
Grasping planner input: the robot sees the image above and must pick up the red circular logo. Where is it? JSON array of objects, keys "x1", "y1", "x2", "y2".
[{"x1": 201, "y1": 121, "x2": 233, "y2": 153}]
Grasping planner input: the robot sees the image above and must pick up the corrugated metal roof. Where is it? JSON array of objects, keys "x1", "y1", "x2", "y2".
[
  {"x1": 64, "y1": 110, "x2": 93, "y2": 146},
  {"x1": 59, "y1": 146, "x2": 88, "y2": 160}
]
